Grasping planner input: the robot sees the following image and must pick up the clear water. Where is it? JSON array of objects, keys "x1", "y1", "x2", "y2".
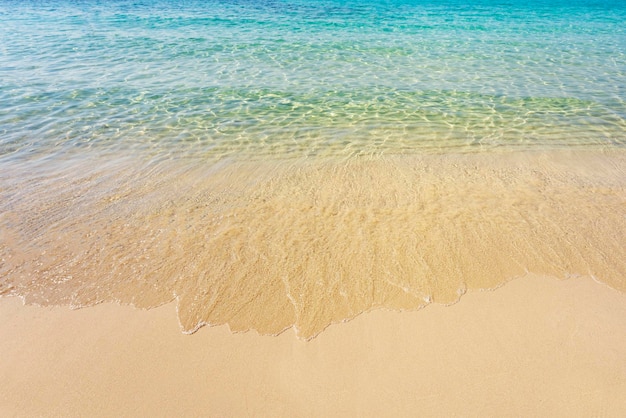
[
  {"x1": 2, "y1": 0, "x2": 626, "y2": 161},
  {"x1": 1, "y1": 0, "x2": 625, "y2": 338}
]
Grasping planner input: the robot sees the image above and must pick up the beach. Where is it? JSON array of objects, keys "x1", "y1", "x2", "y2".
[
  {"x1": 2, "y1": 273, "x2": 626, "y2": 416},
  {"x1": 1, "y1": 0, "x2": 626, "y2": 415}
]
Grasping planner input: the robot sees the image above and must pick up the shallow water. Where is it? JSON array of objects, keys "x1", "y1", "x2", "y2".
[{"x1": 1, "y1": 0, "x2": 625, "y2": 338}]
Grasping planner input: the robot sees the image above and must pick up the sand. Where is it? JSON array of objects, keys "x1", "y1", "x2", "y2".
[
  {"x1": 3, "y1": 151, "x2": 626, "y2": 339},
  {"x1": 2, "y1": 273, "x2": 626, "y2": 417}
]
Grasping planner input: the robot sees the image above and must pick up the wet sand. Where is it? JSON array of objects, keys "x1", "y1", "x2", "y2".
[
  {"x1": 2, "y1": 273, "x2": 626, "y2": 417},
  {"x1": 3, "y1": 150, "x2": 625, "y2": 339}
]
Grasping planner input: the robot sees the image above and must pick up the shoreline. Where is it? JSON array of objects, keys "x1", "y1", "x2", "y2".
[
  {"x1": 3, "y1": 149, "x2": 625, "y2": 339},
  {"x1": 2, "y1": 273, "x2": 626, "y2": 416}
]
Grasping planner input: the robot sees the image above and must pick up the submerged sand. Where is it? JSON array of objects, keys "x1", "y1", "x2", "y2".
[
  {"x1": 1, "y1": 149, "x2": 625, "y2": 338},
  {"x1": 1, "y1": 273, "x2": 626, "y2": 416}
]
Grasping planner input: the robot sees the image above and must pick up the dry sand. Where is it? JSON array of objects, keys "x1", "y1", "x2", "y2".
[{"x1": 2, "y1": 273, "x2": 626, "y2": 417}]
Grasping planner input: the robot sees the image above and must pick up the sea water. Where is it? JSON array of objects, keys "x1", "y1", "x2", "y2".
[{"x1": 1, "y1": 0, "x2": 625, "y2": 338}]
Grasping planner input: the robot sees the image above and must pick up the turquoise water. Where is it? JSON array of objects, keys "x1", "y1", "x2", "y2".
[
  {"x1": 1, "y1": 0, "x2": 626, "y2": 161},
  {"x1": 2, "y1": 0, "x2": 626, "y2": 338}
]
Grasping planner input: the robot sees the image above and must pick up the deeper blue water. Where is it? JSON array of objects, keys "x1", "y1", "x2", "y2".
[{"x1": 1, "y1": 0, "x2": 626, "y2": 161}]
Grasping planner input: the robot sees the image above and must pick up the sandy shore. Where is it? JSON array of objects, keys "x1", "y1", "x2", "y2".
[{"x1": 2, "y1": 273, "x2": 626, "y2": 417}]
